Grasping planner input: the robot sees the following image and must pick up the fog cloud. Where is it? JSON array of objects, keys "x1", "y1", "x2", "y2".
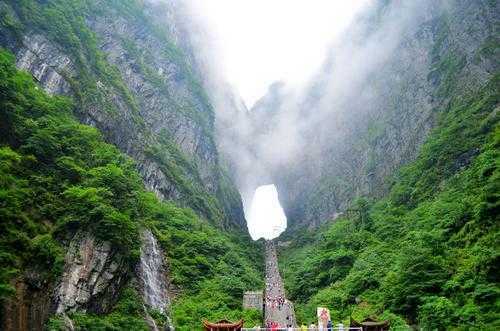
[{"x1": 146, "y1": 0, "x2": 444, "y2": 236}]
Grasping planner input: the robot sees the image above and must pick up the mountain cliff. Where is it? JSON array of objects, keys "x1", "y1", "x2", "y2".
[
  {"x1": 0, "y1": 1, "x2": 262, "y2": 330},
  {"x1": 249, "y1": 0, "x2": 498, "y2": 233},
  {"x1": 0, "y1": 0, "x2": 245, "y2": 229}
]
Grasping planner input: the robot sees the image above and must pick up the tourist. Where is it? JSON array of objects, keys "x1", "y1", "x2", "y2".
[
  {"x1": 309, "y1": 322, "x2": 317, "y2": 330},
  {"x1": 300, "y1": 323, "x2": 308, "y2": 331},
  {"x1": 327, "y1": 320, "x2": 333, "y2": 331}
]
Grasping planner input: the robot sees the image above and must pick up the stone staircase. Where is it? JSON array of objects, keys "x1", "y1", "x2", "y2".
[{"x1": 263, "y1": 241, "x2": 296, "y2": 328}]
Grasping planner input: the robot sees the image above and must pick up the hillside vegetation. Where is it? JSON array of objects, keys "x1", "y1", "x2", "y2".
[
  {"x1": 280, "y1": 74, "x2": 499, "y2": 329},
  {"x1": 0, "y1": 49, "x2": 262, "y2": 330},
  {"x1": 0, "y1": 0, "x2": 245, "y2": 228}
]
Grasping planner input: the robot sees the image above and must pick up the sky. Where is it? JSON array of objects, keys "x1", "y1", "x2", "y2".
[
  {"x1": 247, "y1": 185, "x2": 287, "y2": 240},
  {"x1": 191, "y1": 0, "x2": 370, "y2": 108},
  {"x1": 186, "y1": 0, "x2": 370, "y2": 239}
]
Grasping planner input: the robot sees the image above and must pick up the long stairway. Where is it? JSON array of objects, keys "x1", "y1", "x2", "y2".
[{"x1": 264, "y1": 241, "x2": 296, "y2": 328}]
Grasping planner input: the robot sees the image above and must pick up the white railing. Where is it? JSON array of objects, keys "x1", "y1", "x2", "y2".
[{"x1": 242, "y1": 328, "x2": 362, "y2": 331}]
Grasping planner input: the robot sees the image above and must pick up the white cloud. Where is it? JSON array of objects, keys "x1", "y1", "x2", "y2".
[
  {"x1": 247, "y1": 185, "x2": 287, "y2": 240},
  {"x1": 190, "y1": 0, "x2": 370, "y2": 107}
]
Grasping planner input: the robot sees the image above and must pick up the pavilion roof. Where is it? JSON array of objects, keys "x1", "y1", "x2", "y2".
[{"x1": 203, "y1": 319, "x2": 244, "y2": 331}]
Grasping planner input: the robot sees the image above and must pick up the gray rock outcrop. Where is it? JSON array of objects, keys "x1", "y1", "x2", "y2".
[
  {"x1": 15, "y1": 33, "x2": 74, "y2": 95},
  {"x1": 54, "y1": 232, "x2": 128, "y2": 315}
]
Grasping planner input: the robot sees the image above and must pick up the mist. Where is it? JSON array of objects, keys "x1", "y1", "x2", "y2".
[
  {"x1": 247, "y1": 185, "x2": 287, "y2": 240},
  {"x1": 146, "y1": 0, "x2": 444, "y2": 238},
  {"x1": 234, "y1": 1, "x2": 440, "y2": 220}
]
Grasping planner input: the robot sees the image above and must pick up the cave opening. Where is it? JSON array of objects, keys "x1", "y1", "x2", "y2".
[{"x1": 246, "y1": 184, "x2": 287, "y2": 240}]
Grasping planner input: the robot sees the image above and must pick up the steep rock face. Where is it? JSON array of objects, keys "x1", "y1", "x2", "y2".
[
  {"x1": 87, "y1": 12, "x2": 218, "y2": 191},
  {"x1": 15, "y1": 33, "x2": 73, "y2": 95},
  {"x1": 54, "y1": 232, "x2": 128, "y2": 315},
  {"x1": 49, "y1": 229, "x2": 172, "y2": 329},
  {"x1": 0, "y1": 0, "x2": 245, "y2": 228},
  {"x1": 249, "y1": 0, "x2": 499, "y2": 232}
]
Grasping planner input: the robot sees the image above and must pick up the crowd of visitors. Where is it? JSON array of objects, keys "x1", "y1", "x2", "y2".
[
  {"x1": 251, "y1": 321, "x2": 340, "y2": 330},
  {"x1": 263, "y1": 241, "x2": 295, "y2": 329},
  {"x1": 249, "y1": 242, "x2": 348, "y2": 330}
]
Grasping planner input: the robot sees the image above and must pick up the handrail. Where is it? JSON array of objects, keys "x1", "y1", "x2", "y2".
[{"x1": 241, "y1": 328, "x2": 363, "y2": 331}]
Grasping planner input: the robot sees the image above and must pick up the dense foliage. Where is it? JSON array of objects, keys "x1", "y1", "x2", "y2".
[
  {"x1": 280, "y1": 74, "x2": 499, "y2": 329},
  {"x1": 0, "y1": 49, "x2": 262, "y2": 330}
]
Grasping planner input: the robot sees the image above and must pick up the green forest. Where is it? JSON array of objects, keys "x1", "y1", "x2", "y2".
[
  {"x1": 0, "y1": 0, "x2": 498, "y2": 330},
  {"x1": 0, "y1": 49, "x2": 262, "y2": 330},
  {"x1": 280, "y1": 73, "x2": 500, "y2": 329}
]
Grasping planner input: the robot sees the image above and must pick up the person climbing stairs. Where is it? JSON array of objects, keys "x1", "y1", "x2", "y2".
[{"x1": 263, "y1": 241, "x2": 296, "y2": 329}]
